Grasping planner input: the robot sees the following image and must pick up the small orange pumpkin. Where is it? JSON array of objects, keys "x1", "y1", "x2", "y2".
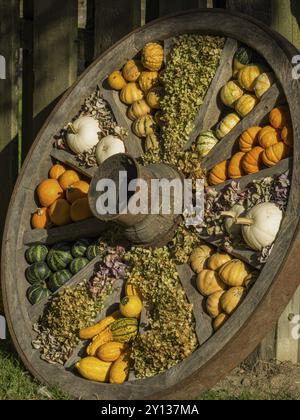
[
  {"x1": 71, "y1": 198, "x2": 93, "y2": 222},
  {"x1": 269, "y1": 106, "x2": 291, "y2": 130},
  {"x1": 239, "y1": 126, "x2": 261, "y2": 152},
  {"x1": 258, "y1": 125, "x2": 281, "y2": 149},
  {"x1": 228, "y1": 152, "x2": 246, "y2": 179},
  {"x1": 48, "y1": 199, "x2": 71, "y2": 226},
  {"x1": 37, "y1": 179, "x2": 64, "y2": 207},
  {"x1": 242, "y1": 146, "x2": 264, "y2": 174},
  {"x1": 49, "y1": 164, "x2": 66, "y2": 180},
  {"x1": 66, "y1": 180, "x2": 90, "y2": 204},
  {"x1": 209, "y1": 160, "x2": 228, "y2": 186},
  {"x1": 59, "y1": 170, "x2": 81, "y2": 191},
  {"x1": 281, "y1": 124, "x2": 293, "y2": 148},
  {"x1": 262, "y1": 142, "x2": 291, "y2": 167},
  {"x1": 31, "y1": 207, "x2": 51, "y2": 229}
]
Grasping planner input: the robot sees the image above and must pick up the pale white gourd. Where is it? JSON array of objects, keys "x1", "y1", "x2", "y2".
[
  {"x1": 67, "y1": 116, "x2": 100, "y2": 154},
  {"x1": 95, "y1": 136, "x2": 125, "y2": 165},
  {"x1": 221, "y1": 204, "x2": 245, "y2": 237},
  {"x1": 196, "y1": 131, "x2": 219, "y2": 158},
  {"x1": 235, "y1": 203, "x2": 283, "y2": 251}
]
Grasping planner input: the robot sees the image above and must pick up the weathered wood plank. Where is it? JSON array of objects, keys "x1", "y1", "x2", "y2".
[
  {"x1": 0, "y1": 0, "x2": 19, "y2": 242},
  {"x1": 185, "y1": 37, "x2": 238, "y2": 150},
  {"x1": 92, "y1": 0, "x2": 141, "y2": 58},
  {"x1": 23, "y1": 218, "x2": 108, "y2": 246},
  {"x1": 50, "y1": 148, "x2": 97, "y2": 179},
  {"x1": 177, "y1": 264, "x2": 213, "y2": 345},
  {"x1": 202, "y1": 82, "x2": 284, "y2": 170},
  {"x1": 22, "y1": 0, "x2": 78, "y2": 158}
]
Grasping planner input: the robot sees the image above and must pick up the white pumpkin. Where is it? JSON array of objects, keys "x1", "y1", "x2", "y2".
[
  {"x1": 67, "y1": 116, "x2": 100, "y2": 154},
  {"x1": 95, "y1": 136, "x2": 125, "y2": 165},
  {"x1": 196, "y1": 131, "x2": 219, "y2": 158},
  {"x1": 235, "y1": 203, "x2": 283, "y2": 251},
  {"x1": 221, "y1": 204, "x2": 245, "y2": 237}
]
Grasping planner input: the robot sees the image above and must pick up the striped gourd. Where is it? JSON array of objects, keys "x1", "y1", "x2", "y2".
[
  {"x1": 132, "y1": 115, "x2": 156, "y2": 138},
  {"x1": 25, "y1": 244, "x2": 48, "y2": 264},
  {"x1": 110, "y1": 318, "x2": 138, "y2": 343},
  {"x1": 26, "y1": 262, "x2": 51, "y2": 284},
  {"x1": 71, "y1": 238, "x2": 91, "y2": 258},
  {"x1": 86, "y1": 245, "x2": 101, "y2": 261},
  {"x1": 47, "y1": 249, "x2": 73, "y2": 272},
  {"x1": 69, "y1": 257, "x2": 89, "y2": 275},
  {"x1": 48, "y1": 270, "x2": 72, "y2": 292},
  {"x1": 27, "y1": 282, "x2": 51, "y2": 305}
]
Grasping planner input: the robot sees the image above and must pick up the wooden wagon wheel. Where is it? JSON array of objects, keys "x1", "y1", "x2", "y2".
[{"x1": 2, "y1": 9, "x2": 300, "y2": 400}]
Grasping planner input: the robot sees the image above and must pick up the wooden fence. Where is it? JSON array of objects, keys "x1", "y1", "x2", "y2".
[{"x1": 0, "y1": 0, "x2": 300, "y2": 364}]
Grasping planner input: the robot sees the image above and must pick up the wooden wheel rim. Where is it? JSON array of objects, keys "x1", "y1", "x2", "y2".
[{"x1": 2, "y1": 9, "x2": 300, "y2": 400}]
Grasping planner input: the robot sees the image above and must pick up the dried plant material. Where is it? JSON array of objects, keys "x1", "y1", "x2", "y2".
[
  {"x1": 168, "y1": 224, "x2": 203, "y2": 264},
  {"x1": 125, "y1": 247, "x2": 198, "y2": 378}
]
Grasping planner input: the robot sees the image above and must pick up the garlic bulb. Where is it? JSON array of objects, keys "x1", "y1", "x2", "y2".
[
  {"x1": 67, "y1": 116, "x2": 100, "y2": 154},
  {"x1": 95, "y1": 136, "x2": 125, "y2": 165}
]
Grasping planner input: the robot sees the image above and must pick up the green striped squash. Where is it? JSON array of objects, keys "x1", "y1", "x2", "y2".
[
  {"x1": 25, "y1": 244, "x2": 48, "y2": 264},
  {"x1": 71, "y1": 238, "x2": 92, "y2": 258},
  {"x1": 27, "y1": 282, "x2": 51, "y2": 305},
  {"x1": 26, "y1": 262, "x2": 52, "y2": 284},
  {"x1": 48, "y1": 270, "x2": 72, "y2": 292},
  {"x1": 86, "y1": 245, "x2": 101, "y2": 261},
  {"x1": 69, "y1": 258, "x2": 89, "y2": 275},
  {"x1": 47, "y1": 249, "x2": 73, "y2": 272},
  {"x1": 233, "y1": 46, "x2": 253, "y2": 75},
  {"x1": 110, "y1": 318, "x2": 138, "y2": 343}
]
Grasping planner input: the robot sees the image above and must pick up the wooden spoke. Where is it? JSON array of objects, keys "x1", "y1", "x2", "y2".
[
  {"x1": 201, "y1": 82, "x2": 285, "y2": 170},
  {"x1": 100, "y1": 85, "x2": 144, "y2": 158},
  {"x1": 198, "y1": 234, "x2": 263, "y2": 269},
  {"x1": 212, "y1": 157, "x2": 291, "y2": 192},
  {"x1": 177, "y1": 264, "x2": 213, "y2": 345},
  {"x1": 28, "y1": 255, "x2": 102, "y2": 322},
  {"x1": 23, "y1": 218, "x2": 109, "y2": 246},
  {"x1": 50, "y1": 148, "x2": 97, "y2": 179},
  {"x1": 64, "y1": 277, "x2": 125, "y2": 369},
  {"x1": 164, "y1": 37, "x2": 175, "y2": 65},
  {"x1": 184, "y1": 37, "x2": 238, "y2": 151}
]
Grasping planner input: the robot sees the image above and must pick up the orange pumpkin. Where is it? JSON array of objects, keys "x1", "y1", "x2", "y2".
[
  {"x1": 258, "y1": 125, "x2": 281, "y2": 149},
  {"x1": 59, "y1": 170, "x2": 81, "y2": 191},
  {"x1": 228, "y1": 152, "x2": 246, "y2": 179},
  {"x1": 49, "y1": 199, "x2": 71, "y2": 226},
  {"x1": 262, "y1": 142, "x2": 291, "y2": 167},
  {"x1": 49, "y1": 164, "x2": 66, "y2": 180},
  {"x1": 242, "y1": 146, "x2": 264, "y2": 174},
  {"x1": 281, "y1": 124, "x2": 293, "y2": 148},
  {"x1": 71, "y1": 198, "x2": 93, "y2": 222},
  {"x1": 209, "y1": 160, "x2": 228, "y2": 186},
  {"x1": 37, "y1": 179, "x2": 64, "y2": 207},
  {"x1": 66, "y1": 180, "x2": 90, "y2": 204},
  {"x1": 239, "y1": 127, "x2": 261, "y2": 153},
  {"x1": 269, "y1": 106, "x2": 291, "y2": 130},
  {"x1": 31, "y1": 207, "x2": 51, "y2": 229}
]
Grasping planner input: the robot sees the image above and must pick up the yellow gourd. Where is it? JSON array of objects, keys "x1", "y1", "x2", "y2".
[
  {"x1": 139, "y1": 71, "x2": 159, "y2": 92},
  {"x1": 122, "y1": 60, "x2": 143, "y2": 82},
  {"x1": 120, "y1": 82, "x2": 144, "y2": 105},
  {"x1": 146, "y1": 86, "x2": 163, "y2": 109},
  {"x1": 190, "y1": 245, "x2": 213, "y2": 274},
  {"x1": 238, "y1": 65, "x2": 263, "y2": 91},
  {"x1": 235, "y1": 94, "x2": 258, "y2": 117},
  {"x1": 207, "y1": 253, "x2": 232, "y2": 271},
  {"x1": 254, "y1": 72, "x2": 275, "y2": 99},
  {"x1": 76, "y1": 357, "x2": 112, "y2": 383},
  {"x1": 213, "y1": 313, "x2": 229, "y2": 331},
  {"x1": 142, "y1": 43, "x2": 164, "y2": 71},
  {"x1": 120, "y1": 296, "x2": 142, "y2": 318},
  {"x1": 125, "y1": 281, "x2": 142, "y2": 299},
  {"x1": 220, "y1": 287, "x2": 247, "y2": 315},
  {"x1": 196, "y1": 270, "x2": 227, "y2": 297},
  {"x1": 216, "y1": 113, "x2": 241, "y2": 139},
  {"x1": 127, "y1": 99, "x2": 151, "y2": 121},
  {"x1": 206, "y1": 291, "x2": 225, "y2": 319},
  {"x1": 108, "y1": 71, "x2": 127, "y2": 90},
  {"x1": 109, "y1": 353, "x2": 131, "y2": 384},
  {"x1": 220, "y1": 80, "x2": 244, "y2": 108},
  {"x1": 79, "y1": 311, "x2": 120, "y2": 340},
  {"x1": 218, "y1": 259, "x2": 250, "y2": 287},
  {"x1": 132, "y1": 115, "x2": 156, "y2": 138},
  {"x1": 97, "y1": 342, "x2": 126, "y2": 363},
  {"x1": 86, "y1": 329, "x2": 113, "y2": 356}
]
